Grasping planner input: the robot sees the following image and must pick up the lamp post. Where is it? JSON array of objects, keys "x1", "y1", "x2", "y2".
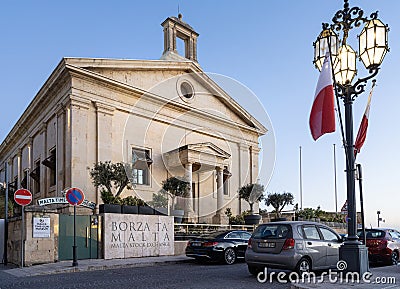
[
  {"x1": 313, "y1": 0, "x2": 389, "y2": 275},
  {"x1": 377, "y1": 210, "x2": 384, "y2": 227}
]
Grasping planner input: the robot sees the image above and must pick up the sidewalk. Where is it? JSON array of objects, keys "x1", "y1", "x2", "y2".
[
  {"x1": 0, "y1": 255, "x2": 191, "y2": 277},
  {"x1": 290, "y1": 264, "x2": 400, "y2": 289}
]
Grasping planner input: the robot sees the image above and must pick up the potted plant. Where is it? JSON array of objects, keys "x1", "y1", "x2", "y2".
[
  {"x1": 149, "y1": 192, "x2": 168, "y2": 215},
  {"x1": 90, "y1": 161, "x2": 132, "y2": 214},
  {"x1": 238, "y1": 183, "x2": 265, "y2": 225},
  {"x1": 121, "y1": 196, "x2": 139, "y2": 214},
  {"x1": 160, "y1": 176, "x2": 190, "y2": 223},
  {"x1": 137, "y1": 198, "x2": 154, "y2": 215},
  {"x1": 99, "y1": 190, "x2": 122, "y2": 213}
]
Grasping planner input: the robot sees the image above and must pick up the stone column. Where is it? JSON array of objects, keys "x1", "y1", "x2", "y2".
[
  {"x1": 28, "y1": 138, "x2": 33, "y2": 191},
  {"x1": 69, "y1": 97, "x2": 90, "y2": 195},
  {"x1": 238, "y1": 143, "x2": 249, "y2": 214},
  {"x1": 184, "y1": 162, "x2": 195, "y2": 221},
  {"x1": 17, "y1": 149, "x2": 22, "y2": 189},
  {"x1": 212, "y1": 166, "x2": 228, "y2": 224},
  {"x1": 216, "y1": 166, "x2": 223, "y2": 214},
  {"x1": 41, "y1": 123, "x2": 48, "y2": 197},
  {"x1": 56, "y1": 106, "x2": 65, "y2": 196},
  {"x1": 94, "y1": 102, "x2": 114, "y2": 162}
]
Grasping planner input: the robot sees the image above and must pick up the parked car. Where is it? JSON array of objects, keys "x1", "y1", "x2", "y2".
[
  {"x1": 357, "y1": 228, "x2": 400, "y2": 265},
  {"x1": 185, "y1": 230, "x2": 252, "y2": 264},
  {"x1": 245, "y1": 221, "x2": 343, "y2": 275}
]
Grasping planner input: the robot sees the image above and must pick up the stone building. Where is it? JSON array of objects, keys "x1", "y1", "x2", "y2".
[{"x1": 0, "y1": 15, "x2": 267, "y2": 224}]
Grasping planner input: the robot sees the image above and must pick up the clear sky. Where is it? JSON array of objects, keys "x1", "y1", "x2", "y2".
[{"x1": 1, "y1": 0, "x2": 399, "y2": 229}]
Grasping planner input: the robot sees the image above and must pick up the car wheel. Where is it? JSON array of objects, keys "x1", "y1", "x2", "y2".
[
  {"x1": 248, "y1": 265, "x2": 261, "y2": 276},
  {"x1": 224, "y1": 248, "x2": 236, "y2": 265},
  {"x1": 296, "y1": 258, "x2": 311, "y2": 275},
  {"x1": 390, "y1": 251, "x2": 399, "y2": 265}
]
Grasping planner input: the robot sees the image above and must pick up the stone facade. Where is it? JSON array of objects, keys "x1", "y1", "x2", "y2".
[
  {"x1": 0, "y1": 15, "x2": 267, "y2": 224},
  {"x1": 103, "y1": 214, "x2": 174, "y2": 260},
  {"x1": 7, "y1": 206, "x2": 59, "y2": 266}
]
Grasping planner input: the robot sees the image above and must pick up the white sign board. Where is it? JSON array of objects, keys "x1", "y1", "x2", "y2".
[
  {"x1": 33, "y1": 217, "x2": 51, "y2": 238},
  {"x1": 103, "y1": 214, "x2": 174, "y2": 260}
]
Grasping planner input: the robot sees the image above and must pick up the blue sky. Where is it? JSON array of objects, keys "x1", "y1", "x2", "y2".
[{"x1": 1, "y1": 0, "x2": 399, "y2": 229}]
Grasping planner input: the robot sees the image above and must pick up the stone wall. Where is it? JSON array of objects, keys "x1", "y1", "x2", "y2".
[
  {"x1": 7, "y1": 206, "x2": 58, "y2": 266},
  {"x1": 103, "y1": 213, "x2": 174, "y2": 260}
]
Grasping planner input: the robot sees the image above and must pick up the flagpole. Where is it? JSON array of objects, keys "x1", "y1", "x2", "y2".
[
  {"x1": 299, "y1": 146, "x2": 303, "y2": 210},
  {"x1": 333, "y1": 144, "x2": 338, "y2": 214},
  {"x1": 326, "y1": 37, "x2": 349, "y2": 169}
]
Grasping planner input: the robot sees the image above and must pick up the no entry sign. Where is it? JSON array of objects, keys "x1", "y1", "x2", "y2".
[
  {"x1": 66, "y1": 188, "x2": 85, "y2": 206},
  {"x1": 14, "y1": 189, "x2": 32, "y2": 206}
]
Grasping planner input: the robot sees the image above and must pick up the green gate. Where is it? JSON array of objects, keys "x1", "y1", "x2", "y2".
[{"x1": 58, "y1": 215, "x2": 99, "y2": 260}]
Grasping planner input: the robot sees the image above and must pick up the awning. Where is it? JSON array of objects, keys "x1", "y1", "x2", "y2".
[
  {"x1": 21, "y1": 175, "x2": 27, "y2": 189},
  {"x1": 223, "y1": 168, "x2": 232, "y2": 179},
  {"x1": 132, "y1": 150, "x2": 153, "y2": 166},
  {"x1": 30, "y1": 166, "x2": 40, "y2": 182},
  {"x1": 42, "y1": 155, "x2": 56, "y2": 170}
]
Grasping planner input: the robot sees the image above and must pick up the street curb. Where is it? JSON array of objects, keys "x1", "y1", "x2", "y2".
[{"x1": 4, "y1": 257, "x2": 192, "y2": 277}]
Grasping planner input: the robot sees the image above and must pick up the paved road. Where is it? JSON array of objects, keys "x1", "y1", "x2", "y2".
[{"x1": 0, "y1": 261, "x2": 290, "y2": 289}]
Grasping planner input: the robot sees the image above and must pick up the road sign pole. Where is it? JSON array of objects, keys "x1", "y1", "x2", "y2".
[
  {"x1": 72, "y1": 205, "x2": 78, "y2": 267},
  {"x1": 21, "y1": 206, "x2": 24, "y2": 268},
  {"x1": 65, "y1": 187, "x2": 84, "y2": 267}
]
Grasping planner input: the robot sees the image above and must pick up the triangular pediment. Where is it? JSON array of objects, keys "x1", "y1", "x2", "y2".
[
  {"x1": 181, "y1": 142, "x2": 231, "y2": 159},
  {"x1": 64, "y1": 58, "x2": 267, "y2": 135}
]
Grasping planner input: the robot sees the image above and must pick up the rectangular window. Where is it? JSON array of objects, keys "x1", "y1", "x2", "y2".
[{"x1": 132, "y1": 148, "x2": 152, "y2": 185}]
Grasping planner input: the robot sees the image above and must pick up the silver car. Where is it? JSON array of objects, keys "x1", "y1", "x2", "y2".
[{"x1": 245, "y1": 221, "x2": 343, "y2": 275}]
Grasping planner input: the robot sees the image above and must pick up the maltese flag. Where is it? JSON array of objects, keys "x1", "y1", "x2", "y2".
[
  {"x1": 309, "y1": 53, "x2": 336, "y2": 140},
  {"x1": 354, "y1": 87, "x2": 374, "y2": 156}
]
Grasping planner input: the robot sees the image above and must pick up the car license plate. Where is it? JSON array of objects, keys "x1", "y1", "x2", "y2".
[
  {"x1": 191, "y1": 242, "x2": 202, "y2": 247},
  {"x1": 258, "y1": 242, "x2": 275, "y2": 248}
]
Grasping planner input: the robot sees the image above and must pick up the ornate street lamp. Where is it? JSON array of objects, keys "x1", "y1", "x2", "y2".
[{"x1": 313, "y1": 0, "x2": 389, "y2": 275}]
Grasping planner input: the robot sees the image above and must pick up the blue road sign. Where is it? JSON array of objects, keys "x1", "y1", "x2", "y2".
[{"x1": 66, "y1": 188, "x2": 85, "y2": 206}]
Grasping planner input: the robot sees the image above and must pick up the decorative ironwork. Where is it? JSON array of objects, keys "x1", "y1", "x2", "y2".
[
  {"x1": 322, "y1": 0, "x2": 378, "y2": 45},
  {"x1": 320, "y1": 0, "x2": 383, "y2": 102},
  {"x1": 336, "y1": 65, "x2": 380, "y2": 102}
]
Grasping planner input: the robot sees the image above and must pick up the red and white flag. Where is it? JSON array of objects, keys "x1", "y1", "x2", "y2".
[
  {"x1": 309, "y1": 53, "x2": 336, "y2": 141},
  {"x1": 354, "y1": 86, "x2": 374, "y2": 156}
]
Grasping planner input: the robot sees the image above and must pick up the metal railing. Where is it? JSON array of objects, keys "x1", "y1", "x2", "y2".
[{"x1": 174, "y1": 223, "x2": 256, "y2": 240}]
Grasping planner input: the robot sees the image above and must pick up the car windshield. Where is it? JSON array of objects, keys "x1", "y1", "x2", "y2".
[
  {"x1": 252, "y1": 224, "x2": 290, "y2": 239},
  {"x1": 357, "y1": 229, "x2": 385, "y2": 239}
]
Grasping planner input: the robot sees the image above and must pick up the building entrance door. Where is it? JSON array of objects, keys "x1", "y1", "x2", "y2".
[{"x1": 58, "y1": 215, "x2": 99, "y2": 260}]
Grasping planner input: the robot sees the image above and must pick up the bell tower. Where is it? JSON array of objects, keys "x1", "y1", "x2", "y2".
[{"x1": 161, "y1": 14, "x2": 199, "y2": 62}]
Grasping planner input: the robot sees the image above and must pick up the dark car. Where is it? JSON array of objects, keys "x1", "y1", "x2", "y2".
[
  {"x1": 245, "y1": 221, "x2": 343, "y2": 275},
  {"x1": 357, "y1": 228, "x2": 400, "y2": 265},
  {"x1": 185, "y1": 230, "x2": 252, "y2": 264}
]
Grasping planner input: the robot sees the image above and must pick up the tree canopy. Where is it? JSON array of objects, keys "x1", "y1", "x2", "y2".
[
  {"x1": 160, "y1": 176, "x2": 190, "y2": 210},
  {"x1": 264, "y1": 191, "x2": 294, "y2": 218},
  {"x1": 238, "y1": 183, "x2": 265, "y2": 213},
  {"x1": 89, "y1": 161, "x2": 132, "y2": 198}
]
